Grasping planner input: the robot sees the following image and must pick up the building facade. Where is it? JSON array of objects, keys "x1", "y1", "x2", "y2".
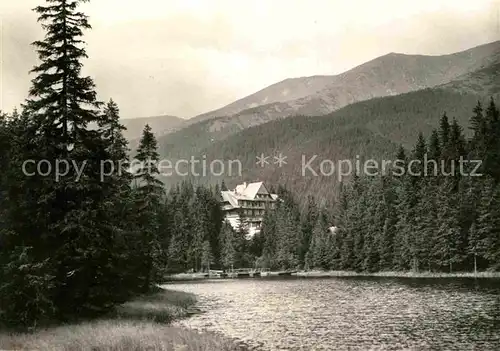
[{"x1": 221, "y1": 181, "x2": 278, "y2": 238}]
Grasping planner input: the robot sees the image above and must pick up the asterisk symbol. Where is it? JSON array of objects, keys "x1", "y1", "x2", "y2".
[
  {"x1": 274, "y1": 152, "x2": 287, "y2": 167},
  {"x1": 256, "y1": 153, "x2": 270, "y2": 167}
]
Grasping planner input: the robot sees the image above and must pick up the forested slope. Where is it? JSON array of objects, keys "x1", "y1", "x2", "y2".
[{"x1": 161, "y1": 89, "x2": 498, "y2": 205}]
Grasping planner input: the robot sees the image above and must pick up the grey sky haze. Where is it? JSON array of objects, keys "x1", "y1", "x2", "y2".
[{"x1": 1, "y1": 0, "x2": 499, "y2": 118}]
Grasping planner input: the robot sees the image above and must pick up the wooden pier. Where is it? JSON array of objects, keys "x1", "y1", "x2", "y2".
[{"x1": 167, "y1": 269, "x2": 298, "y2": 281}]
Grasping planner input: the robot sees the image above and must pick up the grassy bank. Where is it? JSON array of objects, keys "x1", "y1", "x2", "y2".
[
  {"x1": 294, "y1": 270, "x2": 500, "y2": 278},
  {"x1": 0, "y1": 288, "x2": 243, "y2": 351}
]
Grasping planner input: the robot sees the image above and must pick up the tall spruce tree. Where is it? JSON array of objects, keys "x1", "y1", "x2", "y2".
[
  {"x1": 0, "y1": 110, "x2": 60, "y2": 327},
  {"x1": 469, "y1": 101, "x2": 486, "y2": 156},
  {"x1": 192, "y1": 187, "x2": 210, "y2": 271},
  {"x1": 201, "y1": 240, "x2": 214, "y2": 272},
  {"x1": 332, "y1": 182, "x2": 349, "y2": 270},
  {"x1": 363, "y1": 180, "x2": 384, "y2": 272},
  {"x1": 133, "y1": 124, "x2": 165, "y2": 291},
  {"x1": 261, "y1": 204, "x2": 278, "y2": 268},
  {"x1": 378, "y1": 176, "x2": 397, "y2": 270},
  {"x1": 300, "y1": 196, "x2": 319, "y2": 266},
  {"x1": 427, "y1": 129, "x2": 441, "y2": 179},
  {"x1": 439, "y1": 113, "x2": 451, "y2": 148},
  {"x1": 474, "y1": 177, "x2": 500, "y2": 270},
  {"x1": 3, "y1": 0, "x2": 131, "y2": 324},
  {"x1": 220, "y1": 221, "x2": 236, "y2": 270},
  {"x1": 97, "y1": 99, "x2": 138, "y2": 299},
  {"x1": 305, "y1": 209, "x2": 331, "y2": 270},
  {"x1": 483, "y1": 99, "x2": 500, "y2": 182}
]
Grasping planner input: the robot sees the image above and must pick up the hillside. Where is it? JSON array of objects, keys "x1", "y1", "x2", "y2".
[
  {"x1": 438, "y1": 61, "x2": 500, "y2": 96},
  {"x1": 159, "y1": 89, "x2": 499, "y2": 205},
  {"x1": 150, "y1": 40, "x2": 500, "y2": 205},
  {"x1": 155, "y1": 46, "x2": 500, "y2": 167},
  {"x1": 153, "y1": 40, "x2": 500, "y2": 161},
  {"x1": 183, "y1": 40, "x2": 500, "y2": 128}
]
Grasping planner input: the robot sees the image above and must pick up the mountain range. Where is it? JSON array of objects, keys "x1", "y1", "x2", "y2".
[
  {"x1": 125, "y1": 40, "x2": 500, "y2": 204},
  {"x1": 187, "y1": 40, "x2": 500, "y2": 126}
]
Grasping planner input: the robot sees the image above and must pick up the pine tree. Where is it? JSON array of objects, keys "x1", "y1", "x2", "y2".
[
  {"x1": 167, "y1": 208, "x2": 191, "y2": 272},
  {"x1": 6, "y1": 0, "x2": 128, "y2": 323},
  {"x1": 393, "y1": 168, "x2": 414, "y2": 270},
  {"x1": 469, "y1": 101, "x2": 486, "y2": 155},
  {"x1": 470, "y1": 101, "x2": 485, "y2": 135},
  {"x1": 428, "y1": 129, "x2": 441, "y2": 158},
  {"x1": 468, "y1": 100, "x2": 490, "y2": 179},
  {"x1": 192, "y1": 187, "x2": 209, "y2": 271},
  {"x1": 234, "y1": 212, "x2": 250, "y2": 267},
  {"x1": 0, "y1": 109, "x2": 58, "y2": 326},
  {"x1": 474, "y1": 177, "x2": 500, "y2": 270},
  {"x1": 274, "y1": 194, "x2": 301, "y2": 270},
  {"x1": 133, "y1": 124, "x2": 165, "y2": 292},
  {"x1": 208, "y1": 185, "x2": 224, "y2": 266},
  {"x1": 330, "y1": 183, "x2": 348, "y2": 270},
  {"x1": 97, "y1": 99, "x2": 141, "y2": 299},
  {"x1": 299, "y1": 196, "x2": 319, "y2": 267},
  {"x1": 448, "y1": 119, "x2": 467, "y2": 161},
  {"x1": 410, "y1": 132, "x2": 427, "y2": 199},
  {"x1": 350, "y1": 177, "x2": 367, "y2": 272},
  {"x1": 439, "y1": 113, "x2": 451, "y2": 148},
  {"x1": 414, "y1": 180, "x2": 438, "y2": 271},
  {"x1": 261, "y1": 205, "x2": 278, "y2": 269},
  {"x1": 201, "y1": 240, "x2": 214, "y2": 272},
  {"x1": 434, "y1": 179, "x2": 464, "y2": 272},
  {"x1": 337, "y1": 183, "x2": 355, "y2": 270},
  {"x1": 378, "y1": 176, "x2": 397, "y2": 270},
  {"x1": 220, "y1": 221, "x2": 236, "y2": 270},
  {"x1": 413, "y1": 133, "x2": 427, "y2": 174},
  {"x1": 427, "y1": 129, "x2": 441, "y2": 179},
  {"x1": 305, "y1": 210, "x2": 330, "y2": 270},
  {"x1": 363, "y1": 180, "x2": 383, "y2": 272},
  {"x1": 483, "y1": 98, "x2": 500, "y2": 181}
]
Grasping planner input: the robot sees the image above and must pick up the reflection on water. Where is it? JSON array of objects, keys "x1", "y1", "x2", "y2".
[{"x1": 164, "y1": 277, "x2": 500, "y2": 350}]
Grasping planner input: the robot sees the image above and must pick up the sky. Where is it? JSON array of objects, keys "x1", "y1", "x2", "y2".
[{"x1": 1, "y1": 0, "x2": 499, "y2": 119}]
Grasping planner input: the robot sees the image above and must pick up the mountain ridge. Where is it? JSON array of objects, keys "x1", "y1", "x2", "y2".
[
  {"x1": 182, "y1": 40, "x2": 500, "y2": 127},
  {"x1": 152, "y1": 43, "x2": 500, "y2": 204},
  {"x1": 151, "y1": 40, "x2": 500, "y2": 165}
]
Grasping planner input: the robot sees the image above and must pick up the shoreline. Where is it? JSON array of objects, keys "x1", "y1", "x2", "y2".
[
  {"x1": 164, "y1": 270, "x2": 500, "y2": 281},
  {"x1": 0, "y1": 287, "x2": 247, "y2": 351},
  {"x1": 294, "y1": 270, "x2": 500, "y2": 278}
]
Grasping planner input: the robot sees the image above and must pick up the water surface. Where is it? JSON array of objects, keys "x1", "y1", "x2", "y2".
[{"x1": 165, "y1": 276, "x2": 500, "y2": 350}]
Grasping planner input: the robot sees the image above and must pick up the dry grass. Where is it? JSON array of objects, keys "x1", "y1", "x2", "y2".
[
  {"x1": 0, "y1": 320, "x2": 241, "y2": 351},
  {"x1": 112, "y1": 288, "x2": 198, "y2": 323},
  {"x1": 0, "y1": 288, "x2": 244, "y2": 351},
  {"x1": 295, "y1": 270, "x2": 500, "y2": 278}
]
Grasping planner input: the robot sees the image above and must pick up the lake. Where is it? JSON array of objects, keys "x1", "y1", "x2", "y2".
[{"x1": 164, "y1": 276, "x2": 500, "y2": 350}]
